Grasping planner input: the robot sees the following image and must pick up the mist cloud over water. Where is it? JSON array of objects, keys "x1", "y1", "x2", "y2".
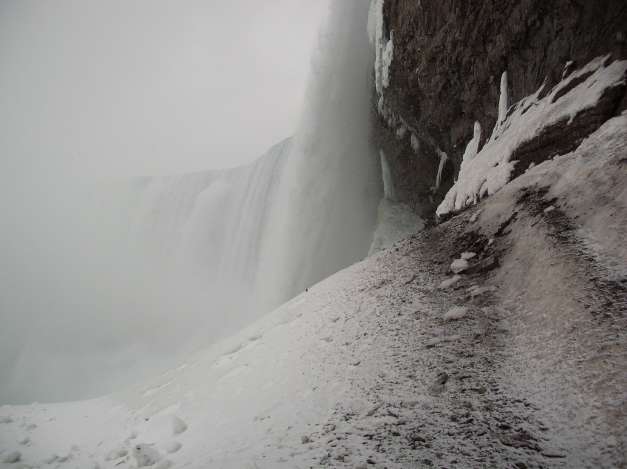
[{"x1": 0, "y1": 0, "x2": 380, "y2": 404}]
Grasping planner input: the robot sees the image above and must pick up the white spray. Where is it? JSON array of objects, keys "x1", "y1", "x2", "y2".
[{"x1": 0, "y1": 0, "x2": 381, "y2": 403}]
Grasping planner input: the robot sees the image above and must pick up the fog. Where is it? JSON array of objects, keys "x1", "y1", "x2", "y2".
[
  {"x1": 0, "y1": 0, "x2": 329, "y2": 178},
  {"x1": 0, "y1": 0, "x2": 329, "y2": 404},
  {"x1": 0, "y1": 0, "x2": 382, "y2": 405}
]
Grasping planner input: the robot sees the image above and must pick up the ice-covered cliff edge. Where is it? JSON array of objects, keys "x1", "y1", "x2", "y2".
[{"x1": 437, "y1": 56, "x2": 627, "y2": 217}]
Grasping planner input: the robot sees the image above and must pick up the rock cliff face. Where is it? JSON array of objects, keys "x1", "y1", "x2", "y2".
[{"x1": 374, "y1": 0, "x2": 627, "y2": 218}]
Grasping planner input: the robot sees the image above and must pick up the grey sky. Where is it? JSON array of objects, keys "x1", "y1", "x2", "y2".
[{"x1": 0, "y1": 0, "x2": 329, "y2": 179}]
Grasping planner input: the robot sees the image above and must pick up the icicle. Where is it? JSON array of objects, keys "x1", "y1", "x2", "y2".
[
  {"x1": 460, "y1": 121, "x2": 482, "y2": 172},
  {"x1": 498, "y1": 71, "x2": 509, "y2": 127},
  {"x1": 380, "y1": 150, "x2": 396, "y2": 200},
  {"x1": 434, "y1": 149, "x2": 448, "y2": 191},
  {"x1": 410, "y1": 133, "x2": 420, "y2": 153},
  {"x1": 381, "y1": 32, "x2": 394, "y2": 90}
]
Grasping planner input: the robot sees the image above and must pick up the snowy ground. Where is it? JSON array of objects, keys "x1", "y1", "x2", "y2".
[{"x1": 1, "y1": 115, "x2": 626, "y2": 468}]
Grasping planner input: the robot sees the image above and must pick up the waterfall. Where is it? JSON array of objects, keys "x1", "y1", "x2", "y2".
[
  {"x1": 126, "y1": 0, "x2": 381, "y2": 326},
  {"x1": 255, "y1": 0, "x2": 382, "y2": 307},
  {"x1": 0, "y1": 0, "x2": 381, "y2": 403}
]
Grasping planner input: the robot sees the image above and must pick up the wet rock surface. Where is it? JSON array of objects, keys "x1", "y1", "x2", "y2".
[{"x1": 374, "y1": 0, "x2": 627, "y2": 215}]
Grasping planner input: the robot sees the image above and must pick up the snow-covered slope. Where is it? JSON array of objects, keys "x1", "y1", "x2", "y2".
[{"x1": 1, "y1": 114, "x2": 625, "y2": 468}]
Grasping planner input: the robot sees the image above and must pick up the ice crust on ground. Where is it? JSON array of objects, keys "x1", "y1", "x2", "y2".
[{"x1": 437, "y1": 56, "x2": 627, "y2": 217}]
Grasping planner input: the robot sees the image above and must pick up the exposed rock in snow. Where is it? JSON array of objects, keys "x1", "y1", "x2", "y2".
[{"x1": 437, "y1": 56, "x2": 627, "y2": 217}]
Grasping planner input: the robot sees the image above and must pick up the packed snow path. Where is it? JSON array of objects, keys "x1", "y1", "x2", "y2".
[{"x1": 1, "y1": 116, "x2": 626, "y2": 467}]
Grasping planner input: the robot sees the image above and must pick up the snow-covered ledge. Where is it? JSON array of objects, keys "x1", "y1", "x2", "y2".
[{"x1": 437, "y1": 56, "x2": 627, "y2": 218}]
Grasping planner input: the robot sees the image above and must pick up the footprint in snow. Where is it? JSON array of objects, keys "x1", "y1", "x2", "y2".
[
  {"x1": 172, "y1": 416, "x2": 187, "y2": 435},
  {"x1": 104, "y1": 446, "x2": 128, "y2": 461},
  {"x1": 133, "y1": 444, "x2": 161, "y2": 467},
  {"x1": 2, "y1": 451, "x2": 21, "y2": 463},
  {"x1": 164, "y1": 441, "x2": 182, "y2": 454}
]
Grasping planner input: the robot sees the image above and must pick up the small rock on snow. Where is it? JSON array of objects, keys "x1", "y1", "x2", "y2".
[
  {"x1": 450, "y1": 259, "x2": 469, "y2": 273},
  {"x1": 2, "y1": 451, "x2": 21, "y2": 463},
  {"x1": 443, "y1": 306, "x2": 469, "y2": 321}
]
